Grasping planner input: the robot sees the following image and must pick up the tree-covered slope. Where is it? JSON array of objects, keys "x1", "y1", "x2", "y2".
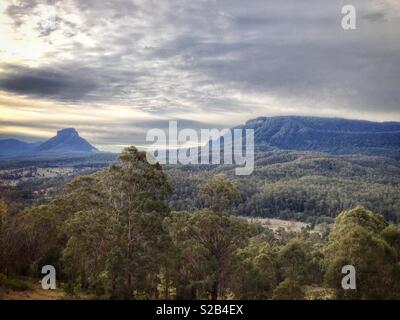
[
  {"x1": 166, "y1": 151, "x2": 400, "y2": 223},
  {"x1": 237, "y1": 116, "x2": 400, "y2": 158}
]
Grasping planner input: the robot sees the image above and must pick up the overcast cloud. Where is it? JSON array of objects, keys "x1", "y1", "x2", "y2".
[{"x1": 0, "y1": 0, "x2": 399, "y2": 151}]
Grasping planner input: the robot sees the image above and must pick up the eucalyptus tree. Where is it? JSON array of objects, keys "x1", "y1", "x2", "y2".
[
  {"x1": 324, "y1": 206, "x2": 400, "y2": 299},
  {"x1": 62, "y1": 146, "x2": 172, "y2": 298}
]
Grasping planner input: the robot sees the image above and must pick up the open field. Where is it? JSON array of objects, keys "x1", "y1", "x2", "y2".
[{"x1": 244, "y1": 217, "x2": 310, "y2": 233}]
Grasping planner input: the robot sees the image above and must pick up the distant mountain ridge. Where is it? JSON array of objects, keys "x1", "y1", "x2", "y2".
[
  {"x1": 0, "y1": 128, "x2": 98, "y2": 158},
  {"x1": 237, "y1": 116, "x2": 400, "y2": 159},
  {"x1": 0, "y1": 139, "x2": 42, "y2": 157},
  {"x1": 1, "y1": 117, "x2": 400, "y2": 159}
]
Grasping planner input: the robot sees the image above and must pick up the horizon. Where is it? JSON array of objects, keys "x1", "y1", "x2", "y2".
[
  {"x1": 2, "y1": 114, "x2": 400, "y2": 153},
  {"x1": 1, "y1": 0, "x2": 400, "y2": 151}
]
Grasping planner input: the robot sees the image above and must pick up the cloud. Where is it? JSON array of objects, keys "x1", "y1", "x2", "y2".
[
  {"x1": 0, "y1": 0, "x2": 400, "y2": 149},
  {"x1": 0, "y1": 65, "x2": 98, "y2": 100},
  {"x1": 5, "y1": 0, "x2": 41, "y2": 27},
  {"x1": 362, "y1": 11, "x2": 386, "y2": 22}
]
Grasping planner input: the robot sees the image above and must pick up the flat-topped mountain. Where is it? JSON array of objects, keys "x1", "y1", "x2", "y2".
[
  {"x1": 0, "y1": 128, "x2": 97, "y2": 158},
  {"x1": 34, "y1": 128, "x2": 97, "y2": 154},
  {"x1": 1, "y1": 117, "x2": 400, "y2": 159},
  {"x1": 237, "y1": 116, "x2": 400, "y2": 158}
]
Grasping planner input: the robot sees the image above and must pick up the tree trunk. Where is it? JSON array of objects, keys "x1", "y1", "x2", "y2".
[{"x1": 211, "y1": 281, "x2": 219, "y2": 300}]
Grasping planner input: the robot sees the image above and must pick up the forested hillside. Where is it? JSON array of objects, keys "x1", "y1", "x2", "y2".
[
  {"x1": 1, "y1": 147, "x2": 400, "y2": 300},
  {"x1": 165, "y1": 116, "x2": 400, "y2": 223},
  {"x1": 240, "y1": 116, "x2": 400, "y2": 159},
  {"x1": 1, "y1": 149, "x2": 399, "y2": 224},
  {"x1": 167, "y1": 150, "x2": 400, "y2": 223}
]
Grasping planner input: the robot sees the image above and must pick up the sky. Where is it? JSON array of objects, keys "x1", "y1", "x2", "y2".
[{"x1": 0, "y1": 0, "x2": 399, "y2": 152}]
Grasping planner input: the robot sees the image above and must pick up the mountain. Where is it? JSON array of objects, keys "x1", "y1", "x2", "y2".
[
  {"x1": 34, "y1": 128, "x2": 97, "y2": 154},
  {"x1": 236, "y1": 116, "x2": 400, "y2": 159},
  {"x1": 0, "y1": 128, "x2": 97, "y2": 158},
  {"x1": 167, "y1": 116, "x2": 400, "y2": 222},
  {"x1": 2, "y1": 117, "x2": 400, "y2": 159},
  {"x1": 0, "y1": 139, "x2": 42, "y2": 157}
]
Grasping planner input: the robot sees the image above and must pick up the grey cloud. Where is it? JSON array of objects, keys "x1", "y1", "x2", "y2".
[
  {"x1": 5, "y1": 0, "x2": 40, "y2": 27},
  {"x1": 150, "y1": 0, "x2": 400, "y2": 113},
  {"x1": 362, "y1": 11, "x2": 386, "y2": 22},
  {"x1": 1, "y1": 0, "x2": 400, "y2": 147},
  {"x1": 0, "y1": 65, "x2": 99, "y2": 101}
]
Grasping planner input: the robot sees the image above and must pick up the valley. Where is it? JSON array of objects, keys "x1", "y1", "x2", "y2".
[{"x1": 1, "y1": 116, "x2": 400, "y2": 300}]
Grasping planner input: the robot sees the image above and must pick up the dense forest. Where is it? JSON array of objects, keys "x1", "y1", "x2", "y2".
[
  {"x1": 167, "y1": 150, "x2": 400, "y2": 224},
  {"x1": 4, "y1": 149, "x2": 400, "y2": 226},
  {"x1": 1, "y1": 147, "x2": 400, "y2": 300}
]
